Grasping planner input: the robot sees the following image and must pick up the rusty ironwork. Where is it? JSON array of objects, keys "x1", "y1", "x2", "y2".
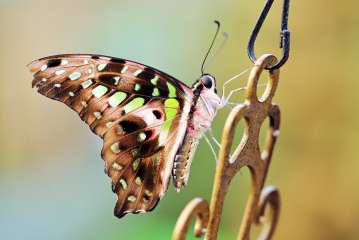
[{"x1": 173, "y1": 54, "x2": 282, "y2": 240}]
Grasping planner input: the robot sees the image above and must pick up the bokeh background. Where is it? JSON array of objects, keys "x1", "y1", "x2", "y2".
[{"x1": 1, "y1": 0, "x2": 358, "y2": 239}]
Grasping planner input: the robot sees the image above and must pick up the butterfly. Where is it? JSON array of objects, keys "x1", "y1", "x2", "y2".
[
  {"x1": 27, "y1": 23, "x2": 234, "y2": 219},
  {"x1": 28, "y1": 54, "x2": 227, "y2": 218}
]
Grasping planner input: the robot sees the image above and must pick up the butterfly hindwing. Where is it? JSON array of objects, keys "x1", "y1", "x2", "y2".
[{"x1": 28, "y1": 54, "x2": 192, "y2": 217}]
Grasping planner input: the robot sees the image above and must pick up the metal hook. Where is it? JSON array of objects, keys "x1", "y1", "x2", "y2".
[{"x1": 247, "y1": 0, "x2": 291, "y2": 70}]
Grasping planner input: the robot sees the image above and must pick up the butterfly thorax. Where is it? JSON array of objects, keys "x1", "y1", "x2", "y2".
[{"x1": 173, "y1": 75, "x2": 222, "y2": 190}]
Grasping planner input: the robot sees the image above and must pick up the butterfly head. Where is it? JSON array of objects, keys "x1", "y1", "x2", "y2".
[
  {"x1": 191, "y1": 74, "x2": 224, "y2": 113},
  {"x1": 192, "y1": 74, "x2": 217, "y2": 95}
]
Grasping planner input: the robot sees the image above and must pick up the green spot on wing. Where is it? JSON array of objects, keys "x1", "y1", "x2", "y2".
[
  {"x1": 167, "y1": 82, "x2": 177, "y2": 98},
  {"x1": 161, "y1": 120, "x2": 173, "y2": 136},
  {"x1": 164, "y1": 98, "x2": 179, "y2": 111},
  {"x1": 160, "y1": 99, "x2": 180, "y2": 143},
  {"x1": 134, "y1": 83, "x2": 141, "y2": 91},
  {"x1": 152, "y1": 88, "x2": 160, "y2": 97},
  {"x1": 92, "y1": 85, "x2": 108, "y2": 98},
  {"x1": 164, "y1": 99, "x2": 179, "y2": 120},
  {"x1": 132, "y1": 158, "x2": 140, "y2": 171},
  {"x1": 124, "y1": 97, "x2": 145, "y2": 113},
  {"x1": 151, "y1": 76, "x2": 159, "y2": 85},
  {"x1": 108, "y1": 91, "x2": 127, "y2": 107}
]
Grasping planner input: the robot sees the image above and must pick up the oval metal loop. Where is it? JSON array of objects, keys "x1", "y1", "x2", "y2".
[
  {"x1": 172, "y1": 198, "x2": 209, "y2": 240},
  {"x1": 245, "y1": 54, "x2": 279, "y2": 104},
  {"x1": 247, "y1": 0, "x2": 291, "y2": 70}
]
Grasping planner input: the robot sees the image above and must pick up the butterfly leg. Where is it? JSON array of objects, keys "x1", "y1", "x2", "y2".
[
  {"x1": 208, "y1": 128, "x2": 221, "y2": 150},
  {"x1": 202, "y1": 127, "x2": 226, "y2": 163},
  {"x1": 222, "y1": 83, "x2": 268, "y2": 107},
  {"x1": 210, "y1": 128, "x2": 233, "y2": 159},
  {"x1": 221, "y1": 69, "x2": 249, "y2": 101},
  {"x1": 226, "y1": 101, "x2": 243, "y2": 106},
  {"x1": 223, "y1": 86, "x2": 247, "y2": 104},
  {"x1": 203, "y1": 134, "x2": 218, "y2": 162}
]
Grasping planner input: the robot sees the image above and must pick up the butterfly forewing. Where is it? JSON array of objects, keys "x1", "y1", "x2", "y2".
[{"x1": 28, "y1": 54, "x2": 192, "y2": 217}]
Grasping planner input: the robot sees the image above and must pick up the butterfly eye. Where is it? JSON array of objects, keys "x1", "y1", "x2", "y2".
[{"x1": 201, "y1": 75, "x2": 214, "y2": 89}]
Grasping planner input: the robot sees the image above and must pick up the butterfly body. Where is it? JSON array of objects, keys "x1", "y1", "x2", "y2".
[
  {"x1": 172, "y1": 75, "x2": 223, "y2": 189},
  {"x1": 28, "y1": 54, "x2": 223, "y2": 218}
]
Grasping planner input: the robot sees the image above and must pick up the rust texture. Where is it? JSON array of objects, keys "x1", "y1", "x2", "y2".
[{"x1": 173, "y1": 54, "x2": 281, "y2": 240}]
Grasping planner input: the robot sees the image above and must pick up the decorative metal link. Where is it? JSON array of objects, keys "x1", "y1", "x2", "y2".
[
  {"x1": 172, "y1": 54, "x2": 282, "y2": 240},
  {"x1": 247, "y1": 0, "x2": 291, "y2": 70},
  {"x1": 172, "y1": 198, "x2": 209, "y2": 240}
]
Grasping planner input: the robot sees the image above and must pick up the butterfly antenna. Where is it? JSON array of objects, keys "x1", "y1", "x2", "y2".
[
  {"x1": 201, "y1": 20, "x2": 221, "y2": 75},
  {"x1": 203, "y1": 31, "x2": 229, "y2": 73}
]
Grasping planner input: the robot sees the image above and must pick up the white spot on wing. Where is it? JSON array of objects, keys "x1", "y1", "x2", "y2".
[
  {"x1": 81, "y1": 79, "x2": 93, "y2": 89},
  {"x1": 135, "y1": 177, "x2": 142, "y2": 185},
  {"x1": 119, "y1": 178, "x2": 127, "y2": 189},
  {"x1": 133, "y1": 69, "x2": 142, "y2": 76},
  {"x1": 137, "y1": 132, "x2": 146, "y2": 142},
  {"x1": 110, "y1": 143, "x2": 121, "y2": 154},
  {"x1": 121, "y1": 66, "x2": 128, "y2": 74},
  {"x1": 40, "y1": 65, "x2": 47, "y2": 71},
  {"x1": 69, "y1": 72, "x2": 82, "y2": 81},
  {"x1": 81, "y1": 101, "x2": 88, "y2": 108},
  {"x1": 113, "y1": 76, "x2": 120, "y2": 85},
  {"x1": 93, "y1": 111, "x2": 102, "y2": 119},
  {"x1": 55, "y1": 70, "x2": 66, "y2": 75},
  {"x1": 127, "y1": 195, "x2": 136, "y2": 202},
  {"x1": 106, "y1": 121, "x2": 114, "y2": 128},
  {"x1": 99, "y1": 56, "x2": 111, "y2": 60},
  {"x1": 112, "y1": 162, "x2": 122, "y2": 170},
  {"x1": 97, "y1": 63, "x2": 107, "y2": 71}
]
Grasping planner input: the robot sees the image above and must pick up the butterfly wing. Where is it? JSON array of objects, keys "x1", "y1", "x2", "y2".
[{"x1": 28, "y1": 54, "x2": 193, "y2": 217}]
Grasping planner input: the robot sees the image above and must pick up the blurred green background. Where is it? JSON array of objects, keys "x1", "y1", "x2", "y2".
[{"x1": 1, "y1": 0, "x2": 358, "y2": 239}]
